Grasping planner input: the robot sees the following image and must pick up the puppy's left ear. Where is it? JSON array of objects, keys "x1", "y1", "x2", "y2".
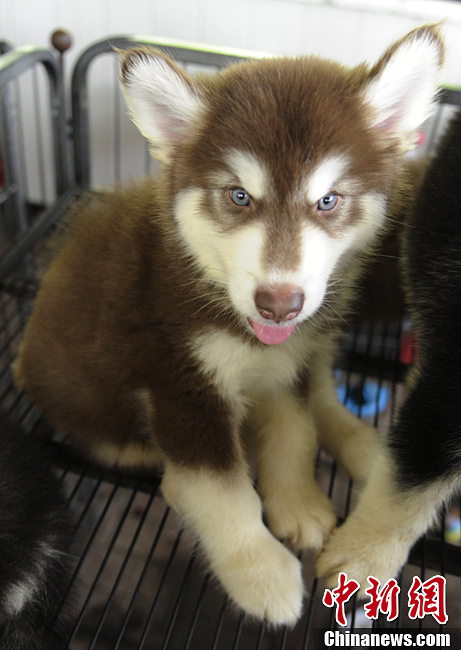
[{"x1": 363, "y1": 24, "x2": 444, "y2": 144}]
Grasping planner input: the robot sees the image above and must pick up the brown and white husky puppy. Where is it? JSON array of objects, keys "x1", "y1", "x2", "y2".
[{"x1": 14, "y1": 26, "x2": 443, "y2": 625}]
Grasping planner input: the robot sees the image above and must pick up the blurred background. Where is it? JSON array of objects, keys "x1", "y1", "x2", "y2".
[
  {"x1": 3, "y1": 0, "x2": 461, "y2": 85},
  {"x1": 4, "y1": 0, "x2": 461, "y2": 196}
]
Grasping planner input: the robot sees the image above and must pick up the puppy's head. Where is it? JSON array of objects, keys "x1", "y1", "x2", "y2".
[{"x1": 120, "y1": 26, "x2": 443, "y2": 345}]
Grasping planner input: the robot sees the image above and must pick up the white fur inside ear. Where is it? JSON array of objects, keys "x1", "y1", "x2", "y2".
[
  {"x1": 121, "y1": 51, "x2": 203, "y2": 161},
  {"x1": 365, "y1": 30, "x2": 442, "y2": 136}
]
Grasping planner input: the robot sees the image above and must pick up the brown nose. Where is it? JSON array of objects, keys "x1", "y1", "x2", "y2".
[{"x1": 254, "y1": 284, "x2": 304, "y2": 323}]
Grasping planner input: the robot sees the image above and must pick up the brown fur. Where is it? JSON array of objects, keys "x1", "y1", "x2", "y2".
[
  {"x1": 15, "y1": 26, "x2": 443, "y2": 474},
  {"x1": 15, "y1": 183, "x2": 243, "y2": 469},
  {"x1": 174, "y1": 57, "x2": 402, "y2": 233}
]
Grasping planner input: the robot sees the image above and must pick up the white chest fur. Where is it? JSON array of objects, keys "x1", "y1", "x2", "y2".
[{"x1": 190, "y1": 327, "x2": 315, "y2": 417}]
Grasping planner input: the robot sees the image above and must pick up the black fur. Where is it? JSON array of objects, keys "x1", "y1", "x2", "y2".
[
  {"x1": 390, "y1": 109, "x2": 461, "y2": 488},
  {"x1": 0, "y1": 415, "x2": 72, "y2": 649}
]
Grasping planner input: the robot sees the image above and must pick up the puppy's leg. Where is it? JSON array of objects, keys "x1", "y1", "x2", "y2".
[
  {"x1": 309, "y1": 356, "x2": 382, "y2": 482},
  {"x1": 316, "y1": 447, "x2": 455, "y2": 589},
  {"x1": 14, "y1": 347, "x2": 163, "y2": 470},
  {"x1": 162, "y1": 461, "x2": 303, "y2": 626},
  {"x1": 254, "y1": 390, "x2": 336, "y2": 552}
]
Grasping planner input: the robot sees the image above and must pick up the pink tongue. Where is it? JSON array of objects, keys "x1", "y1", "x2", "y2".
[{"x1": 250, "y1": 320, "x2": 297, "y2": 345}]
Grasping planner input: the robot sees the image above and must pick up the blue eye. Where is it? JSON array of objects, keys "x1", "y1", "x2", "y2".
[
  {"x1": 229, "y1": 188, "x2": 251, "y2": 207},
  {"x1": 317, "y1": 192, "x2": 340, "y2": 211}
]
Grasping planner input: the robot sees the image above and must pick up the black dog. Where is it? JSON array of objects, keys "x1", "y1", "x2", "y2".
[
  {"x1": 318, "y1": 109, "x2": 461, "y2": 587},
  {"x1": 0, "y1": 416, "x2": 72, "y2": 649}
]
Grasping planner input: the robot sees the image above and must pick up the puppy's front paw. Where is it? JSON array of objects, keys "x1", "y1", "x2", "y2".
[
  {"x1": 316, "y1": 519, "x2": 410, "y2": 593},
  {"x1": 264, "y1": 488, "x2": 337, "y2": 552},
  {"x1": 214, "y1": 529, "x2": 304, "y2": 626}
]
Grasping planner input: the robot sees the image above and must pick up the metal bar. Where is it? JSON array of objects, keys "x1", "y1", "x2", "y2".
[
  {"x1": 89, "y1": 490, "x2": 158, "y2": 639},
  {"x1": 113, "y1": 55, "x2": 121, "y2": 184},
  {"x1": 113, "y1": 504, "x2": 171, "y2": 649},
  {"x1": 12, "y1": 78, "x2": 31, "y2": 207},
  {"x1": 160, "y1": 547, "x2": 198, "y2": 650},
  {"x1": 0, "y1": 82, "x2": 28, "y2": 235},
  {"x1": 231, "y1": 614, "x2": 245, "y2": 649},
  {"x1": 183, "y1": 573, "x2": 211, "y2": 650},
  {"x1": 302, "y1": 578, "x2": 320, "y2": 650},
  {"x1": 254, "y1": 622, "x2": 267, "y2": 650},
  {"x1": 32, "y1": 66, "x2": 48, "y2": 204},
  {"x1": 409, "y1": 537, "x2": 461, "y2": 576},
  {"x1": 438, "y1": 87, "x2": 461, "y2": 106},
  {"x1": 0, "y1": 46, "x2": 71, "y2": 195},
  {"x1": 0, "y1": 47, "x2": 59, "y2": 85},
  {"x1": 84, "y1": 485, "x2": 143, "y2": 649},
  {"x1": 0, "y1": 186, "x2": 77, "y2": 281},
  {"x1": 69, "y1": 474, "x2": 104, "y2": 537},
  {"x1": 210, "y1": 596, "x2": 229, "y2": 650},
  {"x1": 278, "y1": 623, "x2": 289, "y2": 650},
  {"x1": 71, "y1": 35, "x2": 256, "y2": 189},
  {"x1": 136, "y1": 527, "x2": 185, "y2": 649},
  {"x1": 62, "y1": 481, "x2": 121, "y2": 643}
]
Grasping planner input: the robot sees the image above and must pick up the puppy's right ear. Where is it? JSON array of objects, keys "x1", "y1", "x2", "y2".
[{"x1": 119, "y1": 48, "x2": 204, "y2": 162}]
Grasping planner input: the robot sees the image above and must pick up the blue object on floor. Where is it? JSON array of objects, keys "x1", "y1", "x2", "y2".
[
  {"x1": 445, "y1": 511, "x2": 461, "y2": 545},
  {"x1": 337, "y1": 380, "x2": 390, "y2": 418}
]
